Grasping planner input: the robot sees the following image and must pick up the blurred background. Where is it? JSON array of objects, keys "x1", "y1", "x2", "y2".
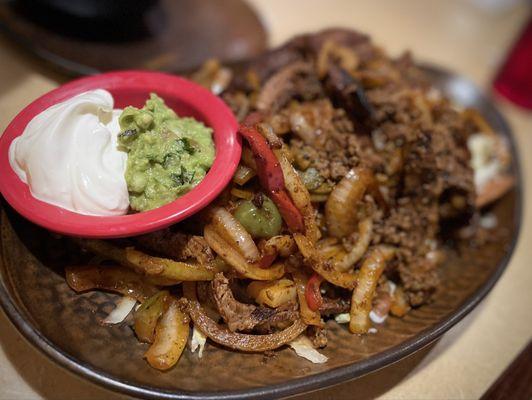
[
  {"x1": 0, "y1": 1, "x2": 530, "y2": 399},
  {"x1": 0, "y1": 0, "x2": 530, "y2": 117},
  {"x1": 0, "y1": 0, "x2": 530, "y2": 107}
]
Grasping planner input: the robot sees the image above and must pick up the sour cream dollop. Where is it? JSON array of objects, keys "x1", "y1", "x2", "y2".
[{"x1": 8, "y1": 89, "x2": 129, "y2": 216}]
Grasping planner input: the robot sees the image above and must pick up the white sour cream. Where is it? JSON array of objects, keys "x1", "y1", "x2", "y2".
[{"x1": 9, "y1": 89, "x2": 129, "y2": 216}]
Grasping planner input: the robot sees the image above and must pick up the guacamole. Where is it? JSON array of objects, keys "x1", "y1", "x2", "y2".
[{"x1": 118, "y1": 93, "x2": 215, "y2": 212}]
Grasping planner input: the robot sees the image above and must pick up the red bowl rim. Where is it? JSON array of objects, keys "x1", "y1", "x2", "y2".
[{"x1": 0, "y1": 70, "x2": 241, "y2": 238}]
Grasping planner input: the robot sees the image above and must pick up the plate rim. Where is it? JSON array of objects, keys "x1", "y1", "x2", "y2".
[{"x1": 0, "y1": 64, "x2": 523, "y2": 400}]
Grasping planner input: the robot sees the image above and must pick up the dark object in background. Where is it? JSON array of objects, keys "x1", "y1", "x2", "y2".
[
  {"x1": 30, "y1": 0, "x2": 154, "y2": 20},
  {"x1": 16, "y1": 0, "x2": 159, "y2": 42},
  {"x1": 493, "y1": 16, "x2": 532, "y2": 110},
  {"x1": 481, "y1": 341, "x2": 532, "y2": 400},
  {"x1": 0, "y1": 0, "x2": 267, "y2": 75}
]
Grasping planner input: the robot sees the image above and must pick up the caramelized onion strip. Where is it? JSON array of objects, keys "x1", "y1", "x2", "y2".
[
  {"x1": 291, "y1": 269, "x2": 323, "y2": 327},
  {"x1": 349, "y1": 247, "x2": 395, "y2": 334},
  {"x1": 325, "y1": 168, "x2": 374, "y2": 238},
  {"x1": 294, "y1": 233, "x2": 358, "y2": 289},
  {"x1": 78, "y1": 239, "x2": 215, "y2": 282},
  {"x1": 247, "y1": 278, "x2": 297, "y2": 308},
  {"x1": 204, "y1": 225, "x2": 285, "y2": 280},
  {"x1": 390, "y1": 286, "x2": 411, "y2": 317},
  {"x1": 184, "y1": 282, "x2": 307, "y2": 352},
  {"x1": 333, "y1": 218, "x2": 373, "y2": 271},
  {"x1": 65, "y1": 265, "x2": 158, "y2": 302},
  {"x1": 134, "y1": 291, "x2": 170, "y2": 343},
  {"x1": 274, "y1": 148, "x2": 320, "y2": 243},
  {"x1": 144, "y1": 298, "x2": 189, "y2": 370},
  {"x1": 261, "y1": 235, "x2": 297, "y2": 258},
  {"x1": 210, "y1": 207, "x2": 260, "y2": 263}
]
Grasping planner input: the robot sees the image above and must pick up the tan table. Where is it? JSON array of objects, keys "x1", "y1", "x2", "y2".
[{"x1": 0, "y1": 1, "x2": 531, "y2": 398}]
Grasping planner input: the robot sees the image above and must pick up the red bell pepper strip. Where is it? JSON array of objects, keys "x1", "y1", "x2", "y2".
[
  {"x1": 305, "y1": 273, "x2": 323, "y2": 312},
  {"x1": 239, "y1": 124, "x2": 284, "y2": 192},
  {"x1": 269, "y1": 190, "x2": 305, "y2": 234},
  {"x1": 239, "y1": 117, "x2": 305, "y2": 233}
]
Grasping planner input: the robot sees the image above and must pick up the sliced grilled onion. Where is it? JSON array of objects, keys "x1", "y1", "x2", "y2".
[
  {"x1": 124, "y1": 248, "x2": 215, "y2": 281},
  {"x1": 144, "y1": 299, "x2": 189, "y2": 370},
  {"x1": 184, "y1": 283, "x2": 307, "y2": 352},
  {"x1": 261, "y1": 235, "x2": 297, "y2": 258},
  {"x1": 257, "y1": 234, "x2": 297, "y2": 269},
  {"x1": 274, "y1": 148, "x2": 320, "y2": 243},
  {"x1": 333, "y1": 218, "x2": 373, "y2": 271},
  {"x1": 291, "y1": 268, "x2": 323, "y2": 327},
  {"x1": 349, "y1": 246, "x2": 395, "y2": 334},
  {"x1": 289, "y1": 111, "x2": 316, "y2": 145},
  {"x1": 190, "y1": 326, "x2": 207, "y2": 357},
  {"x1": 293, "y1": 233, "x2": 358, "y2": 289},
  {"x1": 191, "y1": 59, "x2": 232, "y2": 95},
  {"x1": 247, "y1": 278, "x2": 297, "y2": 308},
  {"x1": 325, "y1": 168, "x2": 374, "y2": 238},
  {"x1": 78, "y1": 239, "x2": 215, "y2": 283},
  {"x1": 390, "y1": 286, "x2": 411, "y2": 317},
  {"x1": 134, "y1": 291, "x2": 170, "y2": 343},
  {"x1": 204, "y1": 225, "x2": 285, "y2": 280},
  {"x1": 65, "y1": 265, "x2": 158, "y2": 302},
  {"x1": 210, "y1": 207, "x2": 260, "y2": 263}
]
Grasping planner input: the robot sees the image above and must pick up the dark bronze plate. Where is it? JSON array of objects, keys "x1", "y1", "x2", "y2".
[{"x1": 0, "y1": 65, "x2": 522, "y2": 399}]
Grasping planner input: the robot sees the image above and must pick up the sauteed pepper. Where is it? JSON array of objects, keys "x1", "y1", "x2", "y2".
[
  {"x1": 239, "y1": 114, "x2": 305, "y2": 233},
  {"x1": 305, "y1": 273, "x2": 324, "y2": 312}
]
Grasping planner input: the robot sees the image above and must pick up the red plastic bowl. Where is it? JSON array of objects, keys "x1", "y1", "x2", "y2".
[{"x1": 0, "y1": 71, "x2": 240, "y2": 238}]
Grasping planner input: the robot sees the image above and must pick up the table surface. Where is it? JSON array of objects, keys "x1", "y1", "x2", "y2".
[{"x1": 0, "y1": 1, "x2": 531, "y2": 399}]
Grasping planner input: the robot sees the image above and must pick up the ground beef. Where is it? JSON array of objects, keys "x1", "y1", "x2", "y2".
[
  {"x1": 372, "y1": 199, "x2": 440, "y2": 305},
  {"x1": 220, "y1": 28, "x2": 478, "y2": 307},
  {"x1": 366, "y1": 81, "x2": 474, "y2": 304},
  {"x1": 285, "y1": 100, "x2": 363, "y2": 184}
]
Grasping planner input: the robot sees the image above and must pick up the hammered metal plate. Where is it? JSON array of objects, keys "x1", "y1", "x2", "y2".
[{"x1": 0, "y1": 65, "x2": 522, "y2": 399}]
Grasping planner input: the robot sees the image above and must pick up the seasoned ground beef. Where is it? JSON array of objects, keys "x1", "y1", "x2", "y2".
[
  {"x1": 65, "y1": 28, "x2": 513, "y2": 369},
  {"x1": 219, "y1": 28, "x2": 478, "y2": 307}
]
